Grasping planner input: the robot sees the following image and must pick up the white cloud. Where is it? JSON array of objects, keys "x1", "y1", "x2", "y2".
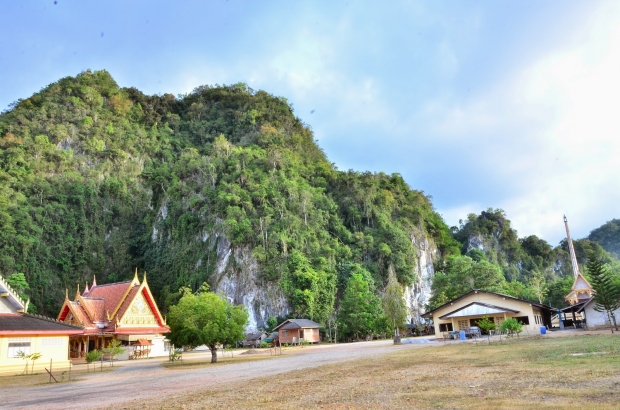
[{"x1": 433, "y1": 2, "x2": 620, "y2": 244}]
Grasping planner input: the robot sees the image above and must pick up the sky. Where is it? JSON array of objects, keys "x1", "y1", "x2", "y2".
[{"x1": 1, "y1": 0, "x2": 619, "y2": 246}]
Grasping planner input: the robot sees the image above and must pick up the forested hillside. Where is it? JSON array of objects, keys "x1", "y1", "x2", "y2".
[
  {"x1": 0, "y1": 70, "x2": 457, "y2": 323},
  {"x1": 435, "y1": 209, "x2": 620, "y2": 309},
  {"x1": 2, "y1": 70, "x2": 617, "y2": 329}
]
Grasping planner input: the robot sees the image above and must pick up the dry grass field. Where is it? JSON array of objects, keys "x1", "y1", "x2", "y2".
[{"x1": 120, "y1": 334, "x2": 620, "y2": 410}]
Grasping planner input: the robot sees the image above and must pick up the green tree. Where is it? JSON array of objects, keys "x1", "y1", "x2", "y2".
[
  {"x1": 546, "y1": 276, "x2": 573, "y2": 308},
  {"x1": 280, "y1": 250, "x2": 335, "y2": 324},
  {"x1": 586, "y1": 253, "x2": 620, "y2": 331},
  {"x1": 103, "y1": 339, "x2": 125, "y2": 366},
  {"x1": 265, "y1": 316, "x2": 278, "y2": 333},
  {"x1": 477, "y1": 316, "x2": 496, "y2": 344},
  {"x1": 167, "y1": 284, "x2": 249, "y2": 363},
  {"x1": 338, "y1": 273, "x2": 383, "y2": 341},
  {"x1": 381, "y1": 265, "x2": 407, "y2": 336},
  {"x1": 85, "y1": 349, "x2": 102, "y2": 372},
  {"x1": 428, "y1": 256, "x2": 506, "y2": 310},
  {"x1": 5, "y1": 273, "x2": 30, "y2": 303},
  {"x1": 528, "y1": 271, "x2": 548, "y2": 304}
]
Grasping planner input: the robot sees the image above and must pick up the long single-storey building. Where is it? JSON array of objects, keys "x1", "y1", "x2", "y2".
[
  {"x1": 421, "y1": 289, "x2": 555, "y2": 335},
  {"x1": 1, "y1": 274, "x2": 82, "y2": 374}
]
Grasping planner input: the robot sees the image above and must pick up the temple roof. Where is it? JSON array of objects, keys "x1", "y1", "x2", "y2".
[
  {"x1": 565, "y1": 273, "x2": 593, "y2": 305},
  {"x1": 57, "y1": 270, "x2": 168, "y2": 335}
]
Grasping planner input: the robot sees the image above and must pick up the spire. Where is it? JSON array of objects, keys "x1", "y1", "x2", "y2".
[
  {"x1": 92, "y1": 275, "x2": 97, "y2": 288},
  {"x1": 563, "y1": 215, "x2": 581, "y2": 279},
  {"x1": 564, "y1": 215, "x2": 593, "y2": 305},
  {"x1": 131, "y1": 268, "x2": 140, "y2": 286},
  {"x1": 83, "y1": 282, "x2": 89, "y2": 296}
]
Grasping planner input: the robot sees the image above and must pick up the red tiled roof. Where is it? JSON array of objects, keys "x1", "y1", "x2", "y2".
[
  {"x1": 69, "y1": 301, "x2": 93, "y2": 327},
  {"x1": 113, "y1": 327, "x2": 169, "y2": 334},
  {"x1": 57, "y1": 275, "x2": 169, "y2": 337},
  {"x1": 87, "y1": 281, "x2": 133, "y2": 315},
  {"x1": 114, "y1": 286, "x2": 140, "y2": 322}
]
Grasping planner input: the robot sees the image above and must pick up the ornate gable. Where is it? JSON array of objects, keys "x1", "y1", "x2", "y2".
[
  {"x1": 566, "y1": 273, "x2": 593, "y2": 305},
  {"x1": 115, "y1": 273, "x2": 167, "y2": 329},
  {"x1": 119, "y1": 291, "x2": 159, "y2": 326}
]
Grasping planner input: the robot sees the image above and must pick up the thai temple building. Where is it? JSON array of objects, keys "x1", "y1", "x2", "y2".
[{"x1": 57, "y1": 270, "x2": 170, "y2": 360}]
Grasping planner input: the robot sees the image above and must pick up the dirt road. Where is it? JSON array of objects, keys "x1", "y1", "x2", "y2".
[{"x1": 0, "y1": 339, "x2": 438, "y2": 409}]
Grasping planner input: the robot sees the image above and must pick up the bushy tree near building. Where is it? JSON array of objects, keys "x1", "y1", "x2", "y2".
[{"x1": 168, "y1": 284, "x2": 248, "y2": 363}]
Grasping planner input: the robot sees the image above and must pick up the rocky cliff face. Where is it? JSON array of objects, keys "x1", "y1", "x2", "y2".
[
  {"x1": 203, "y1": 227, "x2": 439, "y2": 330},
  {"x1": 208, "y1": 234, "x2": 291, "y2": 331},
  {"x1": 404, "y1": 233, "x2": 439, "y2": 324}
]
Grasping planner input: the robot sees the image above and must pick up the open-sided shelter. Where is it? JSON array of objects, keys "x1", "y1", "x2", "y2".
[{"x1": 422, "y1": 289, "x2": 555, "y2": 335}]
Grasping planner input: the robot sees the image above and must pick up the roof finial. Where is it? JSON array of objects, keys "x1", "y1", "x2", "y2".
[
  {"x1": 92, "y1": 275, "x2": 97, "y2": 288},
  {"x1": 130, "y1": 268, "x2": 140, "y2": 286},
  {"x1": 83, "y1": 281, "x2": 90, "y2": 295},
  {"x1": 65, "y1": 288, "x2": 69, "y2": 300},
  {"x1": 142, "y1": 271, "x2": 147, "y2": 284},
  {"x1": 75, "y1": 284, "x2": 80, "y2": 299}
]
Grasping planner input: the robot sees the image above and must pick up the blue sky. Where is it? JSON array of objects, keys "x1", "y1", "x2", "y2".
[{"x1": 2, "y1": 0, "x2": 619, "y2": 245}]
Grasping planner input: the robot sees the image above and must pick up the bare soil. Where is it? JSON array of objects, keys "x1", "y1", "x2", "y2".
[{"x1": 1, "y1": 330, "x2": 618, "y2": 409}]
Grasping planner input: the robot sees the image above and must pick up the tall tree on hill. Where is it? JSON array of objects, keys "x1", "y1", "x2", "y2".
[
  {"x1": 338, "y1": 273, "x2": 383, "y2": 341},
  {"x1": 381, "y1": 265, "x2": 407, "y2": 336},
  {"x1": 586, "y1": 252, "x2": 620, "y2": 332}
]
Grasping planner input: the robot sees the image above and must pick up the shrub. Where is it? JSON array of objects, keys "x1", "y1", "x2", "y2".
[{"x1": 500, "y1": 318, "x2": 523, "y2": 336}]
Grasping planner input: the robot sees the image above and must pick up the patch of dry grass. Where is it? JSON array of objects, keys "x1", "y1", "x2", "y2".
[
  {"x1": 122, "y1": 334, "x2": 620, "y2": 409},
  {"x1": 0, "y1": 365, "x2": 112, "y2": 388},
  {"x1": 162, "y1": 354, "x2": 275, "y2": 370}
]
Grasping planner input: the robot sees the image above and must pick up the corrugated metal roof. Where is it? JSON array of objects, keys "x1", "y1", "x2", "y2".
[
  {"x1": 274, "y1": 319, "x2": 321, "y2": 331},
  {"x1": 439, "y1": 302, "x2": 520, "y2": 319},
  {"x1": 0, "y1": 313, "x2": 83, "y2": 333}
]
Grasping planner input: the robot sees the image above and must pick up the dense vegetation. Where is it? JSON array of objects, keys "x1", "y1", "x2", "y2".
[
  {"x1": 2, "y1": 70, "x2": 617, "y2": 328},
  {"x1": 437, "y1": 208, "x2": 620, "y2": 310},
  {"x1": 0, "y1": 70, "x2": 455, "y2": 320}
]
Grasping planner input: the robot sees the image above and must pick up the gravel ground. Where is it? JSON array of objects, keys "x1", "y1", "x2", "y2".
[{"x1": 0, "y1": 338, "x2": 438, "y2": 409}]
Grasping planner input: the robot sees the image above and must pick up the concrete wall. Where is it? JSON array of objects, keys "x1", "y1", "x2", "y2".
[
  {"x1": 0, "y1": 335, "x2": 72, "y2": 375},
  {"x1": 584, "y1": 303, "x2": 620, "y2": 329}
]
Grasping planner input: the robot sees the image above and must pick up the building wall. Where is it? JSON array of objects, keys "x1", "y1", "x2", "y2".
[
  {"x1": 429, "y1": 292, "x2": 543, "y2": 336},
  {"x1": 0, "y1": 297, "x2": 17, "y2": 313},
  {"x1": 584, "y1": 304, "x2": 620, "y2": 329},
  {"x1": 0, "y1": 335, "x2": 72, "y2": 375},
  {"x1": 303, "y1": 328, "x2": 320, "y2": 343},
  {"x1": 278, "y1": 328, "x2": 320, "y2": 344}
]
